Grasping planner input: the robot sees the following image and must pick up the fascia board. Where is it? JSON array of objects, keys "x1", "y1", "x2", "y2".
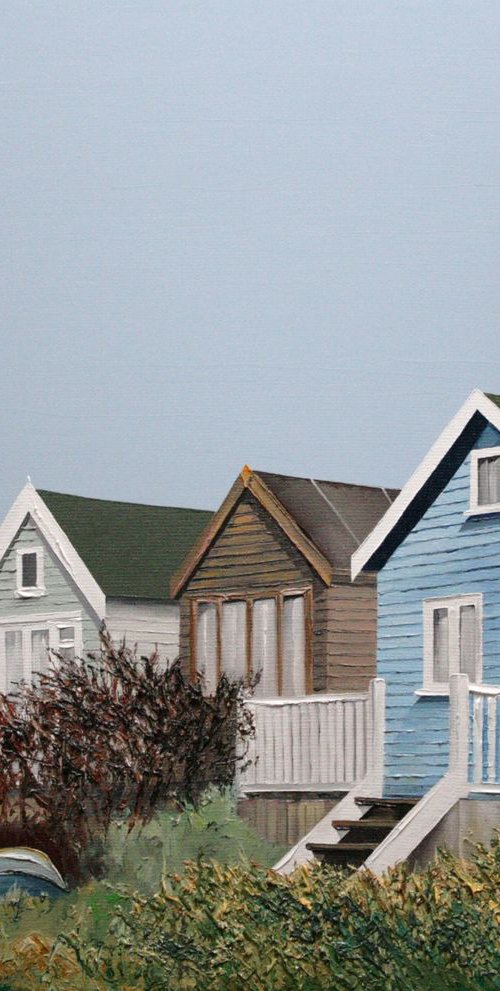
[
  {"x1": 0, "y1": 483, "x2": 106, "y2": 620},
  {"x1": 351, "y1": 390, "x2": 500, "y2": 579}
]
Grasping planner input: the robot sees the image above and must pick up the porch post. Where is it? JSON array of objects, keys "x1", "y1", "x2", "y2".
[
  {"x1": 449, "y1": 672, "x2": 469, "y2": 784},
  {"x1": 369, "y1": 677, "x2": 386, "y2": 786}
]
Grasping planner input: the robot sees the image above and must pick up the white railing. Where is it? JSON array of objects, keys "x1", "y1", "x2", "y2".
[
  {"x1": 469, "y1": 683, "x2": 500, "y2": 786},
  {"x1": 449, "y1": 674, "x2": 500, "y2": 788},
  {"x1": 239, "y1": 680, "x2": 385, "y2": 792}
]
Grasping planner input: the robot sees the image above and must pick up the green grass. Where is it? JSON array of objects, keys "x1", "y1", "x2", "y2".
[
  {"x1": 0, "y1": 788, "x2": 286, "y2": 949},
  {"x1": 104, "y1": 787, "x2": 288, "y2": 895}
]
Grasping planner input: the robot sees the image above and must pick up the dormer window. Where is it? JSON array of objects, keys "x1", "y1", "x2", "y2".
[
  {"x1": 15, "y1": 547, "x2": 45, "y2": 598},
  {"x1": 470, "y1": 448, "x2": 500, "y2": 514}
]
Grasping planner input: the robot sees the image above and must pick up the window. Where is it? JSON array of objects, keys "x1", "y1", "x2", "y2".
[
  {"x1": 0, "y1": 613, "x2": 83, "y2": 695},
  {"x1": 192, "y1": 591, "x2": 311, "y2": 698},
  {"x1": 470, "y1": 448, "x2": 500, "y2": 513},
  {"x1": 57, "y1": 625, "x2": 76, "y2": 661},
  {"x1": 423, "y1": 594, "x2": 482, "y2": 691},
  {"x1": 15, "y1": 547, "x2": 45, "y2": 598},
  {"x1": 5, "y1": 631, "x2": 24, "y2": 694}
]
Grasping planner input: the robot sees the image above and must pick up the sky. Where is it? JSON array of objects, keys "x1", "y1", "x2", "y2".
[{"x1": 2, "y1": 1, "x2": 500, "y2": 516}]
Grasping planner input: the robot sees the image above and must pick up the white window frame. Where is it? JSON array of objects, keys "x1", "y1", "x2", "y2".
[
  {"x1": 423, "y1": 593, "x2": 483, "y2": 694},
  {"x1": 470, "y1": 447, "x2": 500, "y2": 515},
  {"x1": 57, "y1": 623, "x2": 77, "y2": 658},
  {"x1": 0, "y1": 610, "x2": 83, "y2": 692},
  {"x1": 15, "y1": 546, "x2": 45, "y2": 598}
]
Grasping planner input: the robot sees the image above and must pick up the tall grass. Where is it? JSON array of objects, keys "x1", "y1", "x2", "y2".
[{"x1": 1, "y1": 813, "x2": 500, "y2": 989}]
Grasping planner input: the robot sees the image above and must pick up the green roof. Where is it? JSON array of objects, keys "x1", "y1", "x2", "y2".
[
  {"x1": 486, "y1": 393, "x2": 500, "y2": 410},
  {"x1": 37, "y1": 489, "x2": 213, "y2": 600}
]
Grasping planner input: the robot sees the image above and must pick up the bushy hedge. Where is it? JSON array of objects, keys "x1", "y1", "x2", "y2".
[
  {"x1": 0, "y1": 630, "x2": 253, "y2": 882},
  {"x1": 4, "y1": 839, "x2": 500, "y2": 990}
]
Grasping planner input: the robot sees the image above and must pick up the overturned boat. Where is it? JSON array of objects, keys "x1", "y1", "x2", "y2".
[{"x1": 0, "y1": 847, "x2": 67, "y2": 897}]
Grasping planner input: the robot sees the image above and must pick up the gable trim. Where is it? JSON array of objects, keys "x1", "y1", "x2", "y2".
[
  {"x1": 351, "y1": 389, "x2": 500, "y2": 579},
  {"x1": 169, "y1": 467, "x2": 334, "y2": 597},
  {"x1": 0, "y1": 483, "x2": 106, "y2": 620}
]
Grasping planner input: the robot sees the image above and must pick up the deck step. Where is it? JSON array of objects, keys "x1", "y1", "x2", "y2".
[
  {"x1": 307, "y1": 842, "x2": 378, "y2": 854},
  {"x1": 354, "y1": 796, "x2": 419, "y2": 809},
  {"x1": 306, "y1": 841, "x2": 378, "y2": 867},
  {"x1": 332, "y1": 818, "x2": 398, "y2": 830}
]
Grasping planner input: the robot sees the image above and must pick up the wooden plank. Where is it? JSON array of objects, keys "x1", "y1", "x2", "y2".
[
  {"x1": 304, "y1": 587, "x2": 314, "y2": 694},
  {"x1": 291, "y1": 704, "x2": 301, "y2": 784},
  {"x1": 170, "y1": 476, "x2": 245, "y2": 596},
  {"x1": 318, "y1": 701, "x2": 330, "y2": 784},
  {"x1": 308, "y1": 702, "x2": 320, "y2": 785},
  {"x1": 205, "y1": 546, "x2": 297, "y2": 564},
  {"x1": 282, "y1": 704, "x2": 293, "y2": 784},
  {"x1": 243, "y1": 704, "x2": 257, "y2": 786},
  {"x1": 473, "y1": 694, "x2": 484, "y2": 785},
  {"x1": 189, "y1": 571, "x2": 305, "y2": 591},
  {"x1": 253, "y1": 705, "x2": 265, "y2": 786},
  {"x1": 300, "y1": 703, "x2": 310, "y2": 784},
  {"x1": 274, "y1": 706, "x2": 284, "y2": 785},
  {"x1": 189, "y1": 599, "x2": 197, "y2": 681},
  {"x1": 276, "y1": 592, "x2": 284, "y2": 696},
  {"x1": 246, "y1": 598, "x2": 253, "y2": 680},
  {"x1": 263, "y1": 706, "x2": 275, "y2": 784},
  {"x1": 327, "y1": 699, "x2": 337, "y2": 783},
  {"x1": 344, "y1": 701, "x2": 355, "y2": 782},
  {"x1": 193, "y1": 561, "x2": 308, "y2": 581},
  {"x1": 487, "y1": 695, "x2": 497, "y2": 784},
  {"x1": 335, "y1": 701, "x2": 345, "y2": 783},
  {"x1": 354, "y1": 699, "x2": 366, "y2": 779},
  {"x1": 215, "y1": 600, "x2": 222, "y2": 681}
]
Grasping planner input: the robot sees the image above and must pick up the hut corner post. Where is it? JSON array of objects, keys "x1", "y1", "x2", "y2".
[
  {"x1": 368, "y1": 676, "x2": 386, "y2": 790},
  {"x1": 449, "y1": 672, "x2": 470, "y2": 786}
]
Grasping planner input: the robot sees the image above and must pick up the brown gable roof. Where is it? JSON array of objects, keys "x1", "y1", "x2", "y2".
[
  {"x1": 258, "y1": 472, "x2": 399, "y2": 572},
  {"x1": 170, "y1": 467, "x2": 399, "y2": 597}
]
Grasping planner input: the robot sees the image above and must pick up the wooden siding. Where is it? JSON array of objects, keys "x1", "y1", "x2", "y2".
[
  {"x1": 185, "y1": 494, "x2": 317, "y2": 593},
  {"x1": 178, "y1": 492, "x2": 321, "y2": 677},
  {"x1": 106, "y1": 598, "x2": 180, "y2": 664},
  {"x1": 237, "y1": 795, "x2": 342, "y2": 846},
  {"x1": 179, "y1": 492, "x2": 377, "y2": 692},
  {"x1": 0, "y1": 515, "x2": 100, "y2": 652},
  {"x1": 315, "y1": 584, "x2": 377, "y2": 693},
  {"x1": 378, "y1": 421, "x2": 500, "y2": 798}
]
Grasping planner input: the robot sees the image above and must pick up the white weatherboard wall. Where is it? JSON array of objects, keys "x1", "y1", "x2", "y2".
[
  {"x1": 106, "y1": 599, "x2": 180, "y2": 663},
  {"x1": 0, "y1": 518, "x2": 182, "y2": 676},
  {"x1": 0, "y1": 516, "x2": 101, "y2": 652},
  {"x1": 378, "y1": 421, "x2": 500, "y2": 797}
]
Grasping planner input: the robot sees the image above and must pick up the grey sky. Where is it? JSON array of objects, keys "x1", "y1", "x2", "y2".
[{"x1": 2, "y1": 1, "x2": 500, "y2": 516}]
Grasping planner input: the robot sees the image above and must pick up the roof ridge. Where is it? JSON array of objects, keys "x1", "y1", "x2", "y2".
[{"x1": 256, "y1": 469, "x2": 400, "y2": 492}]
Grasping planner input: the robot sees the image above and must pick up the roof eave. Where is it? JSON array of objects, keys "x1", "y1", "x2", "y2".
[
  {"x1": 170, "y1": 467, "x2": 334, "y2": 597},
  {"x1": 351, "y1": 389, "x2": 500, "y2": 580},
  {"x1": 169, "y1": 476, "x2": 246, "y2": 597},
  {"x1": 0, "y1": 483, "x2": 106, "y2": 620}
]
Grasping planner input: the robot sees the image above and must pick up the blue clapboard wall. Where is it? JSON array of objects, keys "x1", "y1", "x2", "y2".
[{"x1": 378, "y1": 422, "x2": 500, "y2": 796}]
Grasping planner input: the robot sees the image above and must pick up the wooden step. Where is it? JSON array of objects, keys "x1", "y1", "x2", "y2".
[
  {"x1": 354, "y1": 796, "x2": 420, "y2": 809},
  {"x1": 332, "y1": 818, "x2": 398, "y2": 830},
  {"x1": 307, "y1": 841, "x2": 378, "y2": 867},
  {"x1": 307, "y1": 842, "x2": 378, "y2": 854}
]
